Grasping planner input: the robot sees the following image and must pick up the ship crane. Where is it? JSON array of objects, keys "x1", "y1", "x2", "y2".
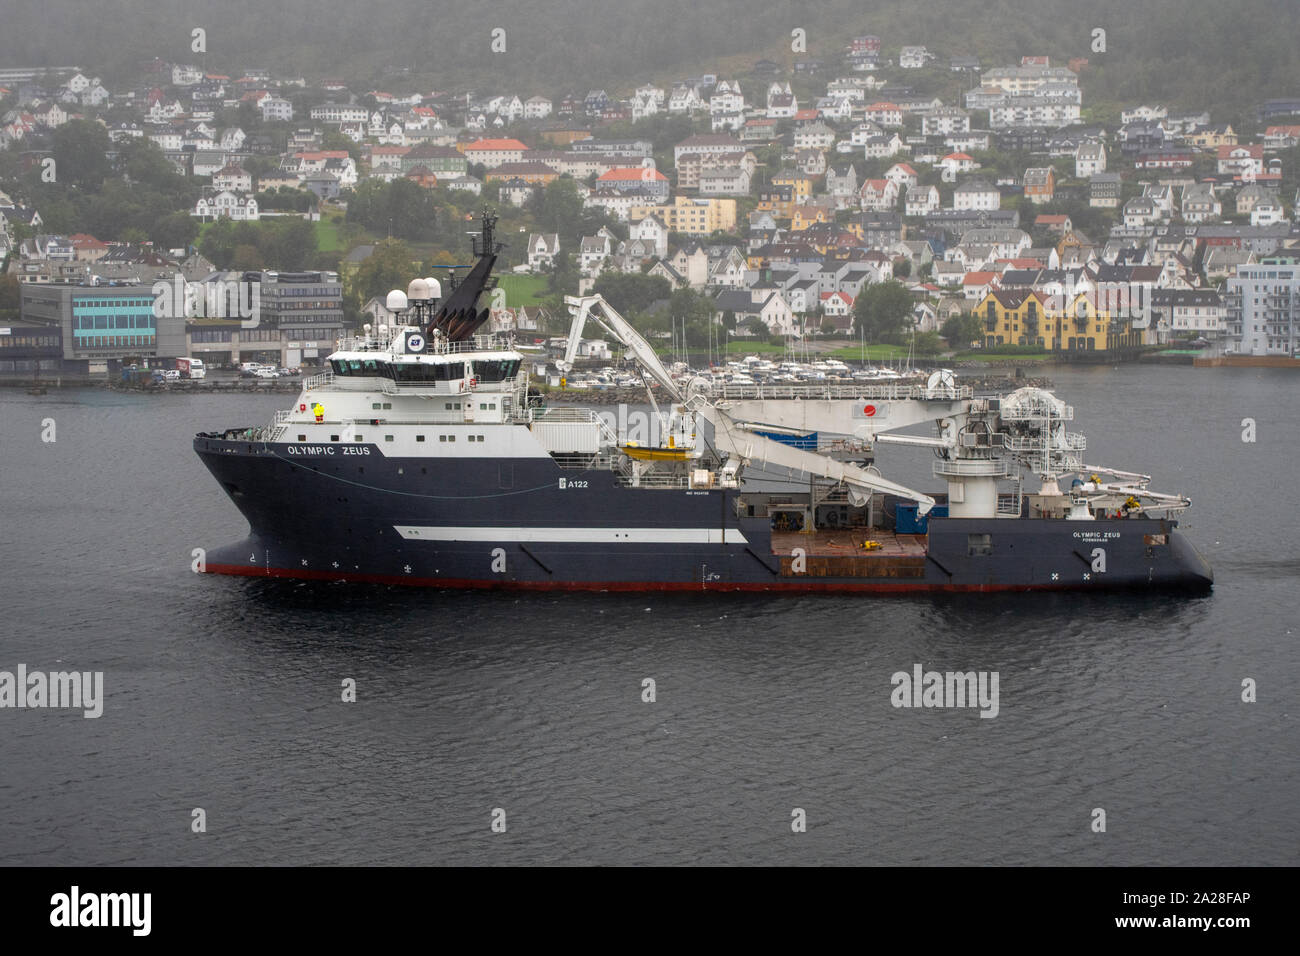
[{"x1": 561, "y1": 294, "x2": 938, "y2": 513}]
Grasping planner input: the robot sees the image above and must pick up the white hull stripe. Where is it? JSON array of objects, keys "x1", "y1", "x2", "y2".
[{"x1": 393, "y1": 526, "x2": 748, "y2": 545}]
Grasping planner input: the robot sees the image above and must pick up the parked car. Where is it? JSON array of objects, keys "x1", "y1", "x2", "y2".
[
  {"x1": 162, "y1": 369, "x2": 181, "y2": 381},
  {"x1": 254, "y1": 368, "x2": 280, "y2": 379}
]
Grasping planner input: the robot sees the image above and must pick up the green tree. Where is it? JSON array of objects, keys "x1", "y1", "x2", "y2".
[
  {"x1": 262, "y1": 217, "x2": 317, "y2": 270},
  {"x1": 536, "y1": 177, "x2": 585, "y2": 237},
  {"x1": 231, "y1": 243, "x2": 262, "y2": 271},
  {"x1": 351, "y1": 238, "x2": 420, "y2": 304},
  {"x1": 50, "y1": 119, "x2": 113, "y2": 189},
  {"x1": 151, "y1": 210, "x2": 199, "y2": 251},
  {"x1": 591, "y1": 272, "x2": 671, "y2": 315},
  {"x1": 853, "y1": 280, "x2": 914, "y2": 343},
  {"x1": 914, "y1": 330, "x2": 943, "y2": 355},
  {"x1": 941, "y1": 313, "x2": 984, "y2": 349},
  {"x1": 0, "y1": 274, "x2": 20, "y2": 319}
]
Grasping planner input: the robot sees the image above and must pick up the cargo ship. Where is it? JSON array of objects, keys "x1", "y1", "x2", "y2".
[{"x1": 194, "y1": 213, "x2": 1213, "y2": 593}]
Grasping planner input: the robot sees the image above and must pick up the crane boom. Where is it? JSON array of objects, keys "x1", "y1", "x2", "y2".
[{"x1": 562, "y1": 295, "x2": 682, "y2": 401}]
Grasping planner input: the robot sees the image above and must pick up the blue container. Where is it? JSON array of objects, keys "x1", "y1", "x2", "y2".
[{"x1": 895, "y1": 503, "x2": 947, "y2": 534}]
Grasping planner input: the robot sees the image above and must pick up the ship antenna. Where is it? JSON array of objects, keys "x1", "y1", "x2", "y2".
[{"x1": 473, "y1": 209, "x2": 502, "y2": 258}]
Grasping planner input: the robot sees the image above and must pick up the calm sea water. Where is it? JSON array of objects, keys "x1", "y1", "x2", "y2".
[{"x1": 0, "y1": 366, "x2": 1296, "y2": 865}]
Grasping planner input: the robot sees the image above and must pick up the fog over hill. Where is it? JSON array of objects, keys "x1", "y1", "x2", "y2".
[{"x1": 1, "y1": 0, "x2": 1295, "y2": 119}]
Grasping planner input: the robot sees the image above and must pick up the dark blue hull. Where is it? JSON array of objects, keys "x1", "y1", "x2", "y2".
[{"x1": 194, "y1": 436, "x2": 1214, "y2": 593}]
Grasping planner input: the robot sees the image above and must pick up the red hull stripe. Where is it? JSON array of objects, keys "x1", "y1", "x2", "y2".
[{"x1": 206, "y1": 562, "x2": 1061, "y2": 593}]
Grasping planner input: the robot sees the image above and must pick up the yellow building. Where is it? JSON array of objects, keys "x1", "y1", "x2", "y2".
[
  {"x1": 483, "y1": 161, "x2": 560, "y2": 185},
  {"x1": 755, "y1": 184, "x2": 795, "y2": 221},
  {"x1": 771, "y1": 169, "x2": 814, "y2": 202},
  {"x1": 974, "y1": 289, "x2": 1142, "y2": 351},
  {"x1": 790, "y1": 205, "x2": 832, "y2": 231},
  {"x1": 628, "y1": 196, "x2": 736, "y2": 236},
  {"x1": 1188, "y1": 124, "x2": 1237, "y2": 148}
]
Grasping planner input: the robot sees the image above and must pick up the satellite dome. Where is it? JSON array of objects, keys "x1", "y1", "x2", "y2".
[
  {"x1": 385, "y1": 289, "x2": 409, "y2": 312},
  {"x1": 424, "y1": 277, "x2": 442, "y2": 299},
  {"x1": 407, "y1": 278, "x2": 430, "y2": 301}
]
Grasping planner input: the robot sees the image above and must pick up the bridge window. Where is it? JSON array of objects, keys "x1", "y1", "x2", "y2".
[
  {"x1": 392, "y1": 361, "x2": 466, "y2": 383},
  {"x1": 472, "y1": 358, "x2": 521, "y2": 382}
]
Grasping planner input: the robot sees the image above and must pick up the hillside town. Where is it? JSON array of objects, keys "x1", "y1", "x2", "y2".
[{"x1": 2, "y1": 40, "x2": 1299, "y2": 379}]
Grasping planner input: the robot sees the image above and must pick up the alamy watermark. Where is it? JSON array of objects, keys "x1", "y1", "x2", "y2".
[
  {"x1": 596, "y1": 404, "x2": 670, "y2": 447},
  {"x1": 0, "y1": 665, "x2": 103, "y2": 718},
  {"x1": 891, "y1": 664, "x2": 999, "y2": 718},
  {"x1": 152, "y1": 275, "x2": 261, "y2": 328},
  {"x1": 50, "y1": 887, "x2": 150, "y2": 936}
]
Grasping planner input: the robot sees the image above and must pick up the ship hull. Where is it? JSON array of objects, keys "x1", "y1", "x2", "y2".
[{"x1": 194, "y1": 437, "x2": 1214, "y2": 593}]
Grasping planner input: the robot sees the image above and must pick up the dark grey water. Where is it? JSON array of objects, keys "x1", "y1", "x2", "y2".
[{"x1": 0, "y1": 366, "x2": 1296, "y2": 865}]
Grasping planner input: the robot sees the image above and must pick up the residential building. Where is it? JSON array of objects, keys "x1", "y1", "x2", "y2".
[
  {"x1": 627, "y1": 196, "x2": 736, "y2": 236},
  {"x1": 1225, "y1": 257, "x2": 1300, "y2": 356},
  {"x1": 462, "y1": 137, "x2": 529, "y2": 168},
  {"x1": 953, "y1": 178, "x2": 1000, "y2": 211},
  {"x1": 1075, "y1": 142, "x2": 1106, "y2": 178},
  {"x1": 1023, "y1": 167, "x2": 1056, "y2": 204},
  {"x1": 526, "y1": 233, "x2": 559, "y2": 271}
]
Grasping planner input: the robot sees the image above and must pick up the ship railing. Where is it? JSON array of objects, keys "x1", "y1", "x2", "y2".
[
  {"x1": 429, "y1": 335, "x2": 510, "y2": 355},
  {"x1": 996, "y1": 476, "x2": 1024, "y2": 517},
  {"x1": 530, "y1": 405, "x2": 621, "y2": 447},
  {"x1": 711, "y1": 382, "x2": 972, "y2": 402},
  {"x1": 552, "y1": 453, "x2": 620, "y2": 471},
  {"x1": 303, "y1": 371, "x2": 333, "y2": 390},
  {"x1": 333, "y1": 334, "x2": 514, "y2": 356},
  {"x1": 1004, "y1": 433, "x2": 1086, "y2": 452},
  {"x1": 613, "y1": 472, "x2": 691, "y2": 489},
  {"x1": 932, "y1": 457, "x2": 1013, "y2": 478}
]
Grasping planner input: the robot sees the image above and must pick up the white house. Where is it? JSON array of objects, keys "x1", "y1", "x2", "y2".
[
  {"x1": 527, "y1": 233, "x2": 559, "y2": 271},
  {"x1": 212, "y1": 163, "x2": 252, "y2": 193},
  {"x1": 260, "y1": 96, "x2": 293, "y2": 122},
  {"x1": 579, "y1": 230, "x2": 615, "y2": 276},
  {"x1": 629, "y1": 215, "x2": 669, "y2": 259},
  {"x1": 938, "y1": 152, "x2": 980, "y2": 181},
  {"x1": 922, "y1": 107, "x2": 971, "y2": 136},
  {"x1": 904, "y1": 184, "x2": 940, "y2": 217},
  {"x1": 864, "y1": 132, "x2": 906, "y2": 159},
  {"x1": 885, "y1": 162, "x2": 919, "y2": 190},
  {"x1": 524, "y1": 96, "x2": 553, "y2": 120},
  {"x1": 898, "y1": 46, "x2": 933, "y2": 69},
  {"x1": 1251, "y1": 201, "x2": 1285, "y2": 226},
  {"x1": 192, "y1": 190, "x2": 260, "y2": 221},
  {"x1": 1075, "y1": 142, "x2": 1106, "y2": 178},
  {"x1": 952, "y1": 179, "x2": 999, "y2": 211},
  {"x1": 668, "y1": 85, "x2": 704, "y2": 113},
  {"x1": 793, "y1": 121, "x2": 835, "y2": 150}
]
